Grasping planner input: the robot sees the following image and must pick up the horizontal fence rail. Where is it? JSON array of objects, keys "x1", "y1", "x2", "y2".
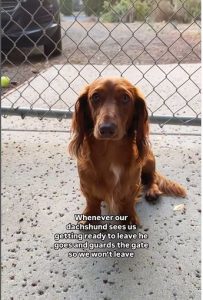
[
  {"x1": 1, "y1": 0, "x2": 201, "y2": 127},
  {"x1": 1, "y1": 107, "x2": 201, "y2": 126}
]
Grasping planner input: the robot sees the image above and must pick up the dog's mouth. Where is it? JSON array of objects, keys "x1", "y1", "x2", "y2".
[{"x1": 95, "y1": 133, "x2": 118, "y2": 140}]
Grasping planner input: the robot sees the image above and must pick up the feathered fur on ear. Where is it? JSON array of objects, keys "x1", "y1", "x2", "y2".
[
  {"x1": 132, "y1": 87, "x2": 149, "y2": 160},
  {"x1": 69, "y1": 86, "x2": 93, "y2": 158}
]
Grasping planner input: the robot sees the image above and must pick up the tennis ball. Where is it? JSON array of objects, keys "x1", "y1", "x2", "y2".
[{"x1": 1, "y1": 76, "x2": 11, "y2": 88}]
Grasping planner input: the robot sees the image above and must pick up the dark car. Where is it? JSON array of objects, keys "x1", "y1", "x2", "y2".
[{"x1": 1, "y1": 0, "x2": 62, "y2": 56}]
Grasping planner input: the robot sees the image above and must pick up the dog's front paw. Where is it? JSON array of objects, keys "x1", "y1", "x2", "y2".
[{"x1": 145, "y1": 184, "x2": 162, "y2": 202}]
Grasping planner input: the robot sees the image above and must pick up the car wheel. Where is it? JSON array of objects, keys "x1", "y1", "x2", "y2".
[{"x1": 44, "y1": 26, "x2": 62, "y2": 57}]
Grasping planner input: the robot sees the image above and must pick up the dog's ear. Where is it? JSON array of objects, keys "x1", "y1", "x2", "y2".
[
  {"x1": 69, "y1": 85, "x2": 93, "y2": 158},
  {"x1": 132, "y1": 87, "x2": 149, "y2": 160}
]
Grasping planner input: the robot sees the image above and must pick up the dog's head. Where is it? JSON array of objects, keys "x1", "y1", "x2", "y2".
[{"x1": 69, "y1": 77, "x2": 149, "y2": 159}]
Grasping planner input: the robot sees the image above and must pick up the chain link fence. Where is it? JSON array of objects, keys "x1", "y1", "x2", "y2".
[{"x1": 1, "y1": 0, "x2": 201, "y2": 126}]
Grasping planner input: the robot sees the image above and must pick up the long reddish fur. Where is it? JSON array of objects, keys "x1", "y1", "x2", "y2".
[{"x1": 69, "y1": 77, "x2": 186, "y2": 225}]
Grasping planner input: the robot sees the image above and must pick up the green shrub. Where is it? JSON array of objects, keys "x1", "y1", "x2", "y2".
[
  {"x1": 185, "y1": 0, "x2": 201, "y2": 19},
  {"x1": 101, "y1": 0, "x2": 152, "y2": 23},
  {"x1": 60, "y1": 0, "x2": 73, "y2": 16},
  {"x1": 83, "y1": 0, "x2": 104, "y2": 16},
  {"x1": 100, "y1": 0, "x2": 201, "y2": 23},
  {"x1": 134, "y1": 0, "x2": 151, "y2": 21},
  {"x1": 174, "y1": 0, "x2": 201, "y2": 22},
  {"x1": 102, "y1": 0, "x2": 130, "y2": 22}
]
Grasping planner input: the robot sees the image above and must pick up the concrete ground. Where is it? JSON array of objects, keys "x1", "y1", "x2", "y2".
[
  {"x1": 2, "y1": 117, "x2": 201, "y2": 300},
  {"x1": 1, "y1": 63, "x2": 201, "y2": 300},
  {"x1": 2, "y1": 64, "x2": 201, "y2": 120}
]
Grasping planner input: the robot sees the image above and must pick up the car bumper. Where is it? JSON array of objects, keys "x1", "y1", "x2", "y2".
[{"x1": 2, "y1": 22, "x2": 59, "y2": 49}]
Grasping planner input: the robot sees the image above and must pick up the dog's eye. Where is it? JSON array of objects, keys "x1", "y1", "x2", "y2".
[
  {"x1": 122, "y1": 94, "x2": 130, "y2": 104},
  {"x1": 92, "y1": 93, "x2": 100, "y2": 104}
]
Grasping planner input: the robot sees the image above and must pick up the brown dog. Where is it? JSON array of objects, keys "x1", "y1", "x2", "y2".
[{"x1": 69, "y1": 77, "x2": 186, "y2": 225}]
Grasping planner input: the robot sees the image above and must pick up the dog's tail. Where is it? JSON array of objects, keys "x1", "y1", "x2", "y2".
[{"x1": 155, "y1": 172, "x2": 186, "y2": 198}]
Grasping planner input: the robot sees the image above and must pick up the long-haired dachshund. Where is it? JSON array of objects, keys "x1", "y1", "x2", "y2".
[{"x1": 69, "y1": 77, "x2": 186, "y2": 225}]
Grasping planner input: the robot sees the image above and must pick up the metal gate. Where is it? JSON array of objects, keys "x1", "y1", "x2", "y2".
[{"x1": 1, "y1": 0, "x2": 201, "y2": 126}]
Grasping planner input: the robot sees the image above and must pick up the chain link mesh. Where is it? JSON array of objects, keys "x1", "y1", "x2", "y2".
[{"x1": 1, "y1": 0, "x2": 201, "y2": 126}]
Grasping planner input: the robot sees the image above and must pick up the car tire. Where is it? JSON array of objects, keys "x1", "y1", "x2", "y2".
[{"x1": 44, "y1": 25, "x2": 62, "y2": 57}]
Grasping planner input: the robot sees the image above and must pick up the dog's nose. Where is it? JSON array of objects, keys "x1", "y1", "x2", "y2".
[{"x1": 99, "y1": 122, "x2": 116, "y2": 137}]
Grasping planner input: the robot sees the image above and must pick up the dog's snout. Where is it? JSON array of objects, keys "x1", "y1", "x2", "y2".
[{"x1": 99, "y1": 122, "x2": 116, "y2": 137}]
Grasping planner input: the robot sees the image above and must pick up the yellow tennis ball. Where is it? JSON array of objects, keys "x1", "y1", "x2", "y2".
[{"x1": 1, "y1": 76, "x2": 11, "y2": 88}]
